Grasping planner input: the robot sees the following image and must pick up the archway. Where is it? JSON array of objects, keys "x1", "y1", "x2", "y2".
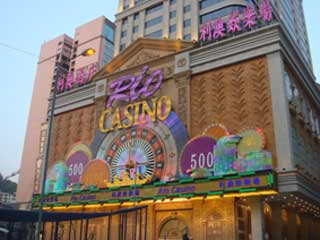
[{"x1": 159, "y1": 218, "x2": 189, "y2": 240}]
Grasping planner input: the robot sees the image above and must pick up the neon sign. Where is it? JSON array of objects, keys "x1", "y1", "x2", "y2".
[
  {"x1": 200, "y1": 0, "x2": 273, "y2": 42},
  {"x1": 99, "y1": 66, "x2": 171, "y2": 133},
  {"x1": 107, "y1": 66, "x2": 163, "y2": 108},
  {"x1": 180, "y1": 128, "x2": 272, "y2": 177},
  {"x1": 57, "y1": 63, "x2": 98, "y2": 93}
]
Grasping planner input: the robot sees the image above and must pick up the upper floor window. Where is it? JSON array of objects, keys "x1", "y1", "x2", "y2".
[
  {"x1": 120, "y1": 43, "x2": 126, "y2": 52},
  {"x1": 123, "y1": 4, "x2": 130, "y2": 10},
  {"x1": 184, "y1": 5, "x2": 191, "y2": 13},
  {"x1": 122, "y1": 17, "x2": 128, "y2": 25},
  {"x1": 146, "y1": 30, "x2": 163, "y2": 38},
  {"x1": 184, "y1": 34, "x2": 191, "y2": 40},
  {"x1": 200, "y1": 6, "x2": 245, "y2": 24},
  {"x1": 170, "y1": 0, "x2": 177, "y2": 5},
  {"x1": 133, "y1": 25, "x2": 139, "y2": 33},
  {"x1": 146, "y1": 3, "x2": 163, "y2": 15},
  {"x1": 169, "y1": 24, "x2": 176, "y2": 33},
  {"x1": 170, "y1": 10, "x2": 177, "y2": 18},
  {"x1": 145, "y1": 16, "x2": 163, "y2": 28},
  {"x1": 199, "y1": 0, "x2": 224, "y2": 10},
  {"x1": 183, "y1": 19, "x2": 191, "y2": 28},
  {"x1": 121, "y1": 30, "x2": 127, "y2": 38},
  {"x1": 134, "y1": 13, "x2": 139, "y2": 20}
]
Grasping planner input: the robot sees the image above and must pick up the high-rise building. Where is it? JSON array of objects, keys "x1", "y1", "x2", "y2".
[
  {"x1": 16, "y1": 16, "x2": 115, "y2": 204},
  {"x1": 114, "y1": 0, "x2": 312, "y2": 70}
]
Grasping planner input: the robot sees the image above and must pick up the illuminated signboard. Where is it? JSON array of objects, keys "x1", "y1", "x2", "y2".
[
  {"x1": 199, "y1": 0, "x2": 273, "y2": 43},
  {"x1": 57, "y1": 63, "x2": 98, "y2": 93},
  {"x1": 34, "y1": 171, "x2": 275, "y2": 207},
  {"x1": 99, "y1": 66, "x2": 171, "y2": 133}
]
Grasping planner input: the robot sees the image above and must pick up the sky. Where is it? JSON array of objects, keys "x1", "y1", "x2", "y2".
[{"x1": 0, "y1": 1, "x2": 319, "y2": 182}]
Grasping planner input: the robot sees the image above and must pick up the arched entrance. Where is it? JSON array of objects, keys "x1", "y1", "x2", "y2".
[{"x1": 159, "y1": 218, "x2": 190, "y2": 240}]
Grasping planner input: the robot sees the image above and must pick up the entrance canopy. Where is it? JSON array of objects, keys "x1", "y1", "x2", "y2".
[{"x1": 0, "y1": 206, "x2": 146, "y2": 222}]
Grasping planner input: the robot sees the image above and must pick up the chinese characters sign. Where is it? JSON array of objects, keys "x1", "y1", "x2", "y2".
[
  {"x1": 57, "y1": 63, "x2": 98, "y2": 93},
  {"x1": 200, "y1": 0, "x2": 273, "y2": 42},
  {"x1": 33, "y1": 171, "x2": 274, "y2": 207}
]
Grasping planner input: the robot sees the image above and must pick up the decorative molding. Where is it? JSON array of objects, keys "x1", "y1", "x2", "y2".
[{"x1": 54, "y1": 83, "x2": 96, "y2": 115}]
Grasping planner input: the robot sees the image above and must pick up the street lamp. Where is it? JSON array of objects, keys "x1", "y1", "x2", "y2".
[{"x1": 35, "y1": 48, "x2": 95, "y2": 240}]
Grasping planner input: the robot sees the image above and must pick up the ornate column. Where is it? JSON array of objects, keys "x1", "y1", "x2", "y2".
[{"x1": 174, "y1": 51, "x2": 191, "y2": 132}]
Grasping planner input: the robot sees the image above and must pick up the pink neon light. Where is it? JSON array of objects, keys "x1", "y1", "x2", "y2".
[
  {"x1": 57, "y1": 74, "x2": 66, "y2": 93},
  {"x1": 213, "y1": 18, "x2": 225, "y2": 39},
  {"x1": 259, "y1": 0, "x2": 273, "y2": 22},
  {"x1": 65, "y1": 71, "x2": 74, "y2": 90},
  {"x1": 199, "y1": 22, "x2": 212, "y2": 41},
  {"x1": 86, "y1": 63, "x2": 97, "y2": 83},
  {"x1": 243, "y1": 6, "x2": 257, "y2": 29},
  {"x1": 76, "y1": 68, "x2": 85, "y2": 86},
  {"x1": 227, "y1": 11, "x2": 241, "y2": 33}
]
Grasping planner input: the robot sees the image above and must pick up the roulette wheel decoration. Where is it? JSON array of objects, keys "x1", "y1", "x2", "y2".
[
  {"x1": 96, "y1": 110, "x2": 189, "y2": 185},
  {"x1": 105, "y1": 127, "x2": 166, "y2": 186}
]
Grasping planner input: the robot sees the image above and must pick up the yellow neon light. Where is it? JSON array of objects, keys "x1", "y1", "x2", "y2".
[{"x1": 44, "y1": 190, "x2": 277, "y2": 210}]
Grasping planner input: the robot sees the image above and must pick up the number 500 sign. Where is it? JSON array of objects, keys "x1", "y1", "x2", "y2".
[{"x1": 180, "y1": 136, "x2": 216, "y2": 174}]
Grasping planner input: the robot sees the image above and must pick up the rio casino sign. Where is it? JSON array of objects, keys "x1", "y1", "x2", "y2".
[{"x1": 99, "y1": 66, "x2": 172, "y2": 133}]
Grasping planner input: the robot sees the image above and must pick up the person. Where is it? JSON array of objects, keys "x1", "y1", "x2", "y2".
[{"x1": 182, "y1": 232, "x2": 189, "y2": 240}]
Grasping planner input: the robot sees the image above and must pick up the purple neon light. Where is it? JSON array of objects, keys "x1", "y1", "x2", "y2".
[{"x1": 106, "y1": 66, "x2": 163, "y2": 107}]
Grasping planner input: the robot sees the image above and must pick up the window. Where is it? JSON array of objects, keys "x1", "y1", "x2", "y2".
[
  {"x1": 200, "y1": 6, "x2": 245, "y2": 24},
  {"x1": 133, "y1": 25, "x2": 139, "y2": 33},
  {"x1": 122, "y1": 17, "x2": 128, "y2": 25},
  {"x1": 146, "y1": 3, "x2": 163, "y2": 15},
  {"x1": 120, "y1": 43, "x2": 126, "y2": 52},
  {"x1": 183, "y1": 19, "x2": 191, "y2": 28},
  {"x1": 199, "y1": 0, "x2": 224, "y2": 9},
  {"x1": 123, "y1": 4, "x2": 129, "y2": 10},
  {"x1": 146, "y1": 30, "x2": 163, "y2": 38},
  {"x1": 170, "y1": 10, "x2": 176, "y2": 18},
  {"x1": 134, "y1": 13, "x2": 139, "y2": 20},
  {"x1": 170, "y1": 0, "x2": 176, "y2": 5},
  {"x1": 169, "y1": 24, "x2": 176, "y2": 33},
  {"x1": 121, "y1": 30, "x2": 127, "y2": 38},
  {"x1": 145, "y1": 16, "x2": 163, "y2": 28},
  {"x1": 184, "y1": 34, "x2": 191, "y2": 40},
  {"x1": 184, "y1": 5, "x2": 191, "y2": 13}
]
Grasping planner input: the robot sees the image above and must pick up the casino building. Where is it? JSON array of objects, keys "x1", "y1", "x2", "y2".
[{"x1": 33, "y1": 2, "x2": 320, "y2": 240}]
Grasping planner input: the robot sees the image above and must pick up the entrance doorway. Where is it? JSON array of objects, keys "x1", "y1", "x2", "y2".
[{"x1": 159, "y1": 218, "x2": 190, "y2": 240}]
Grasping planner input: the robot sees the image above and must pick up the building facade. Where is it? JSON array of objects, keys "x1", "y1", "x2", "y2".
[
  {"x1": 32, "y1": 4, "x2": 320, "y2": 239},
  {"x1": 0, "y1": 192, "x2": 16, "y2": 204},
  {"x1": 17, "y1": 17, "x2": 115, "y2": 204},
  {"x1": 114, "y1": 0, "x2": 312, "y2": 70}
]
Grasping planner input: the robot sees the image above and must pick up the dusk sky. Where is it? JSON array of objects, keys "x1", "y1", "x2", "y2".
[{"x1": 0, "y1": 0, "x2": 319, "y2": 182}]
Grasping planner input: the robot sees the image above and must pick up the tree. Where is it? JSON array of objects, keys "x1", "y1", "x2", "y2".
[{"x1": 0, "y1": 172, "x2": 17, "y2": 194}]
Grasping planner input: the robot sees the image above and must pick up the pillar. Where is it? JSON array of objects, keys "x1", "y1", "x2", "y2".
[
  {"x1": 248, "y1": 197, "x2": 264, "y2": 240},
  {"x1": 267, "y1": 53, "x2": 294, "y2": 172},
  {"x1": 162, "y1": 0, "x2": 170, "y2": 38},
  {"x1": 287, "y1": 209, "x2": 297, "y2": 240},
  {"x1": 126, "y1": 15, "x2": 134, "y2": 47},
  {"x1": 190, "y1": 0, "x2": 199, "y2": 41},
  {"x1": 269, "y1": 202, "x2": 283, "y2": 240},
  {"x1": 175, "y1": 0, "x2": 184, "y2": 39},
  {"x1": 192, "y1": 199, "x2": 203, "y2": 239},
  {"x1": 114, "y1": 20, "x2": 122, "y2": 56},
  {"x1": 138, "y1": 9, "x2": 145, "y2": 38}
]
